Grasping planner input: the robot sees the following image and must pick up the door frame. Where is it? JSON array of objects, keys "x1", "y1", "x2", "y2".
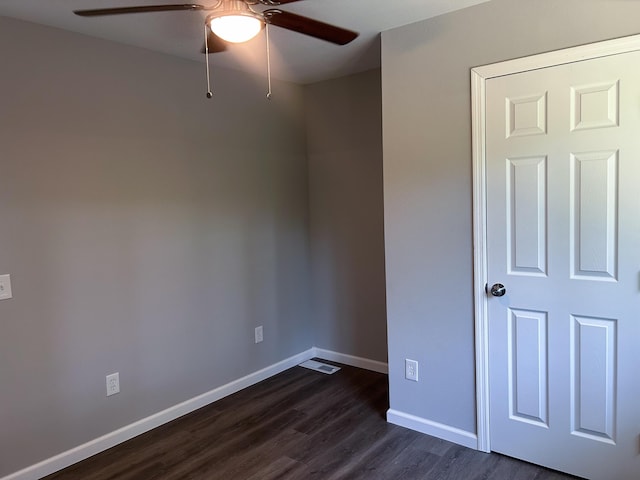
[{"x1": 471, "y1": 33, "x2": 640, "y2": 453}]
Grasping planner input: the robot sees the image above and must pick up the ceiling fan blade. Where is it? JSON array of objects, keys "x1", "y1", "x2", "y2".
[
  {"x1": 201, "y1": 30, "x2": 228, "y2": 54},
  {"x1": 259, "y1": 0, "x2": 304, "y2": 4},
  {"x1": 263, "y1": 9, "x2": 358, "y2": 45},
  {"x1": 73, "y1": 4, "x2": 204, "y2": 17}
]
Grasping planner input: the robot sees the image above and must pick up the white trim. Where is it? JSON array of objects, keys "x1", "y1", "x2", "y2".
[
  {"x1": 386, "y1": 409, "x2": 478, "y2": 450},
  {"x1": 472, "y1": 33, "x2": 640, "y2": 80},
  {"x1": 313, "y1": 348, "x2": 389, "y2": 374},
  {"x1": 471, "y1": 32, "x2": 640, "y2": 456},
  {"x1": 471, "y1": 67, "x2": 491, "y2": 454},
  {"x1": 2, "y1": 349, "x2": 316, "y2": 480},
  {"x1": 2, "y1": 347, "x2": 388, "y2": 480}
]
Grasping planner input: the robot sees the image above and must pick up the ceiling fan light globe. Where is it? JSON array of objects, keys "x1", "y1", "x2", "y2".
[{"x1": 210, "y1": 15, "x2": 262, "y2": 43}]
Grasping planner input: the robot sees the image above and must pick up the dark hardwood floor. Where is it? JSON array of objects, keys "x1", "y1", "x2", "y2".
[{"x1": 43, "y1": 360, "x2": 579, "y2": 480}]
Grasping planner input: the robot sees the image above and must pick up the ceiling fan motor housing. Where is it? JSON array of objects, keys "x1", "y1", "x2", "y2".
[{"x1": 207, "y1": 0, "x2": 263, "y2": 22}]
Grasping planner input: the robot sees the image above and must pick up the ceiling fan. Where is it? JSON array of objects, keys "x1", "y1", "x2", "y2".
[
  {"x1": 73, "y1": 1, "x2": 358, "y2": 52},
  {"x1": 74, "y1": 1, "x2": 358, "y2": 97}
]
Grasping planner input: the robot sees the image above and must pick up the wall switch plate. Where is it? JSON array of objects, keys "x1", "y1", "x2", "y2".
[
  {"x1": 106, "y1": 372, "x2": 120, "y2": 396},
  {"x1": 0, "y1": 274, "x2": 13, "y2": 300},
  {"x1": 255, "y1": 326, "x2": 263, "y2": 344},
  {"x1": 405, "y1": 359, "x2": 419, "y2": 382}
]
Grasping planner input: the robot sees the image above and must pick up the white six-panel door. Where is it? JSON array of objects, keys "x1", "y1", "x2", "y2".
[{"x1": 485, "y1": 51, "x2": 640, "y2": 479}]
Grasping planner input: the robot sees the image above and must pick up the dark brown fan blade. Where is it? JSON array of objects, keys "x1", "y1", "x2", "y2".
[
  {"x1": 263, "y1": 9, "x2": 358, "y2": 45},
  {"x1": 201, "y1": 29, "x2": 228, "y2": 54},
  {"x1": 73, "y1": 4, "x2": 204, "y2": 17},
  {"x1": 259, "y1": 0, "x2": 303, "y2": 4}
]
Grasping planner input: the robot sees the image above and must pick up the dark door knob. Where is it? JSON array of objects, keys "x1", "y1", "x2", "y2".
[{"x1": 490, "y1": 283, "x2": 506, "y2": 297}]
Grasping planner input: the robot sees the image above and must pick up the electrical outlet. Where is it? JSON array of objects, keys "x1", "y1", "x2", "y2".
[
  {"x1": 405, "y1": 359, "x2": 419, "y2": 382},
  {"x1": 0, "y1": 274, "x2": 13, "y2": 300},
  {"x1": 106, "y1": 372, "x2": 120, "y2": 396},
  {"x1": 255, "y1": 326, "x2": 263, "y2": 344}
]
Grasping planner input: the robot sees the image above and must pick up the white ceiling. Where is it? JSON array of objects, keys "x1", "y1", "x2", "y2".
[{"x1": 0, "y1": 0, "x2": 489, "y2": 84}]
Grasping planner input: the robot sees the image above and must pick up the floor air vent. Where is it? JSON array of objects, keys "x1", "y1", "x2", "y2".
[{"x1": 299, "y1": 360, "x2": 341, "y2": 374}]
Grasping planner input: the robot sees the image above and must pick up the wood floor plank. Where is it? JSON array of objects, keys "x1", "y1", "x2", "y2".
[
  {"x1": 211, "y1": 429, "x2": 307, "y2": 480},
  {"x1": 244, "y1": 456, "x2": 309, "y2": 480},
  {"x1": 43, "y1": 361, "x2": 580, "y2": 480},
  {"x1": 294, "y1": 411, "x2": 390, "y2": 479},
  {"x1": 324, "y1": 422, "x2": 417, "y2": 480}
]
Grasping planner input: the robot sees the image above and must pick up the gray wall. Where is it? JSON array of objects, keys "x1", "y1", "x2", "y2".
[
  {"x1": 304, "y1": 70, "x2": 387, "y2": 363},
  {"x1": 0, "y1": 16, "x2": 311, "y2": 477},
  {"x1": 382, "y1": 0, "x2": 640, "y2": 434}
]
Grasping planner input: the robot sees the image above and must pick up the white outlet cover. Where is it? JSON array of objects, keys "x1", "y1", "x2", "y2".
[
  {"x1": 0, "y1": 274, "x2": 13, "y2": 300},
  {"x1": 106, "y1": 372, "x2": 120, "y2": 396},
  {"x1": 255, "y1": 326, "x2": 263, "y2": 343},
  {"x1": 405, "y1": 359, "x2": 419, "y2": 382}
]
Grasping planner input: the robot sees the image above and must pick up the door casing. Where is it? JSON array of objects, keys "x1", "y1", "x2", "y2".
[{"x1": 471, "y1": 32, "x2": 640, "y2": 454}]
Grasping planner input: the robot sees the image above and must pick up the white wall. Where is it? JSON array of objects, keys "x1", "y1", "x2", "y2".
[
  {"x1": 382, "y1": 0, "x2": 640, "y2": 436},
  {"x1": 0, "y1": 16, "x2": 311, "y2": 477},
  {"x1": 304, "y1": 69, "x2": 387, "y2": 363}
]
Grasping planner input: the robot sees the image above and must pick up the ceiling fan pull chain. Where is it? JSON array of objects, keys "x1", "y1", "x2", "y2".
[
  {"x1": 266, "y1": 23, "x2": 272, "y2": 100},
  {"x1": 204, "y1": 25, "x2": 213, "y2": 98}
]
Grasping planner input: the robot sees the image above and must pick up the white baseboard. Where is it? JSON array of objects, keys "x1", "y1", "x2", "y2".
[
  {"x1": 4, "y1": 347, "x2": 388, "y2": 480},
  {"x1": 2, "y1": 349, "x2": 316, "y2": 480},
  {"x1": 386, "y1": 409, "x2": 478, "y2": 450},
  {"x1": 312, "y1": 348, "x2": 388, "y2": 374}
]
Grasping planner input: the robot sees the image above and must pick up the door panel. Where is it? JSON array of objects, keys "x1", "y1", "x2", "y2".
[
  {"x1": 570, "y1": 150, "x2": 618, "y2": 280},
  {"x1": 508, "y1": 308, "x2": 548, "y2": 426},
  {"x1": 570, "y1": 315, "x2": 616, "y2": 444},
  {"x1": 507, "y1": 155, "x2": 547, "y2": 275},
  {"x1": 486, "y1": 50, "x2": 640, "y2": 479}
]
